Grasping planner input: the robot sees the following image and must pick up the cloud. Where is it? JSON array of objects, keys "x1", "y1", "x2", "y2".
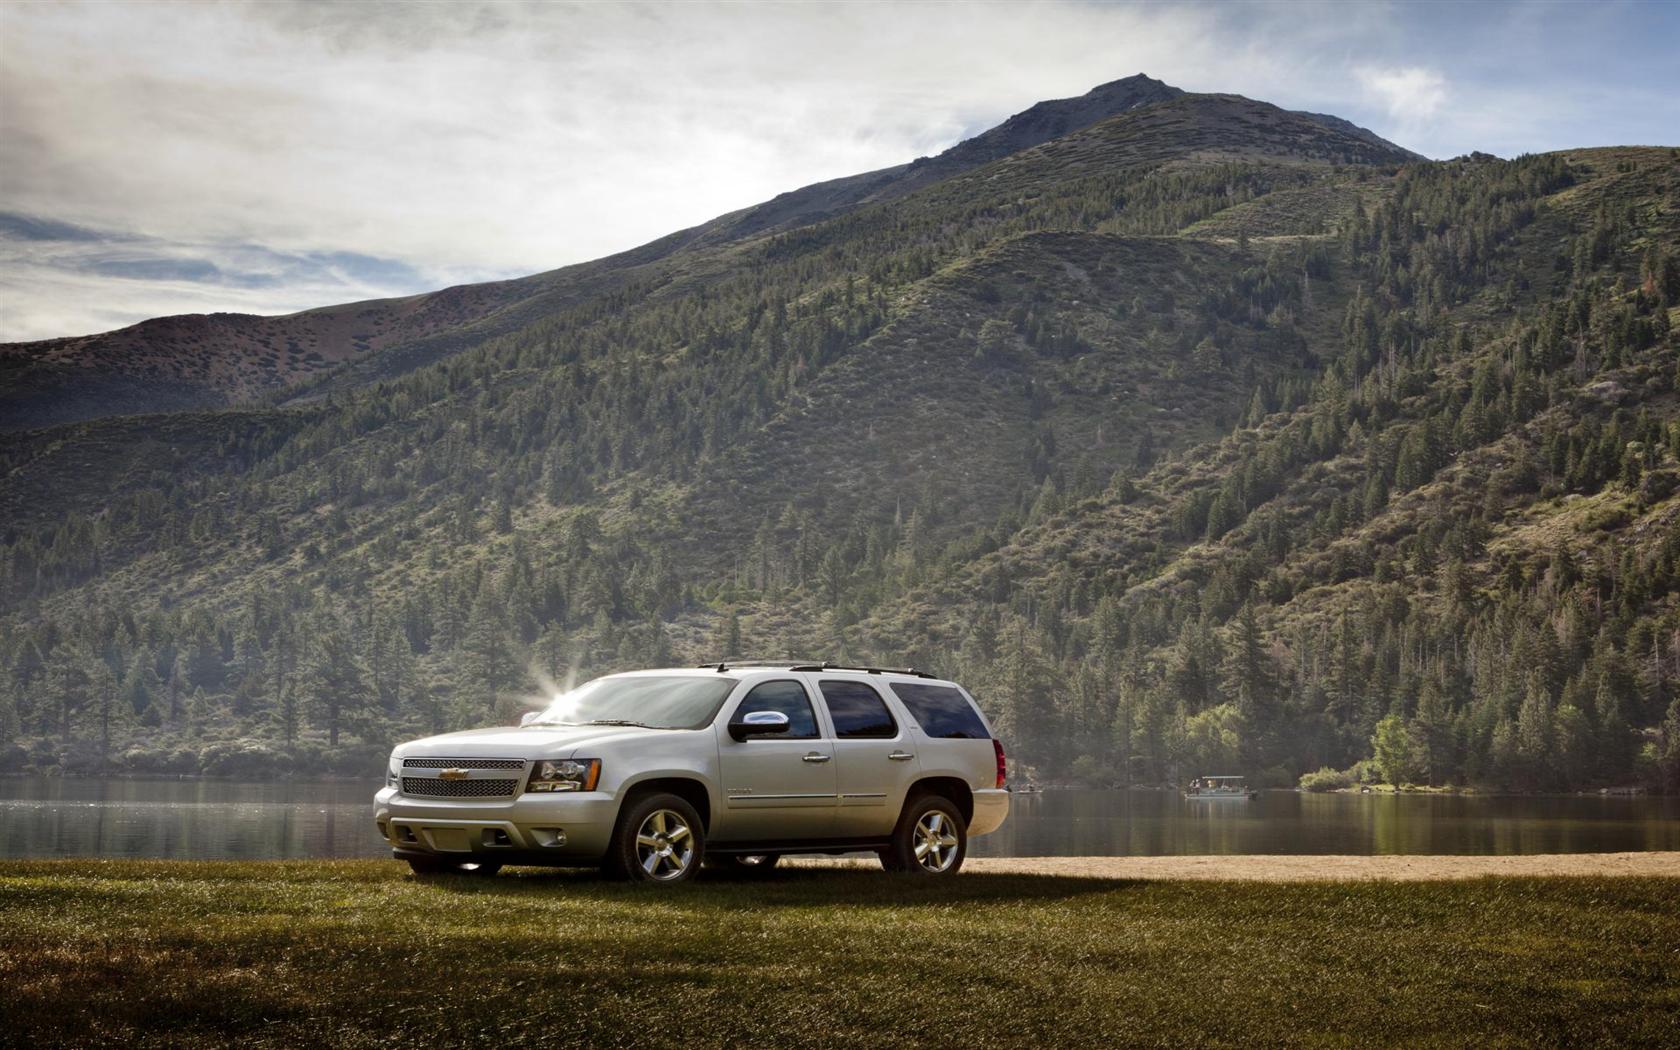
[
  {"x1": 1357, "y1": 66, "x2": 1449, "y2": 128},
  {"x1": 0, "y1": 212, "x2": 112, "y2": 243},
  {"x1": 0, "y1": 211, "x2": 446, "y2": 339},
  {"x1": 1, "y1": 1, "x2": 1677, "y2": 341}
]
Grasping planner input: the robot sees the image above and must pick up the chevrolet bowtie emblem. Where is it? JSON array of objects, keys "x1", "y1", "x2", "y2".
[{"x1": 437, "y1": 768, "x2": 470, "y2": 780}]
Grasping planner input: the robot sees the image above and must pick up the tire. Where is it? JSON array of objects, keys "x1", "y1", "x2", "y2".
[
  {"x1": 884, "y1": 793, "x2": 967, "y2": 876},
  {"x1": 610, "y1": 792, "x2": 705, "y2": 884},
  {"x1": 406, "y1": 857, "x2": 502, "y2": 877}
]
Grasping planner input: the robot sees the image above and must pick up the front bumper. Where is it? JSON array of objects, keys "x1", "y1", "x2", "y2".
[{"x1": 374, "y1": 785, "x2": 618, "y2": 864}]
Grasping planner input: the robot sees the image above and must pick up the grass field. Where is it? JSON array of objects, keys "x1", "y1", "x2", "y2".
[{"x1": 2, "y1": 860, "x2": 1677, "y2": 1048}]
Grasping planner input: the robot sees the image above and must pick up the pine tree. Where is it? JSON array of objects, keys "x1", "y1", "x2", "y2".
[
  {"x1": 86, "y1": 658, "x2": 124, "y2": 765},
  {"x1": 1516, "y1": 674, "x2": 1556, "y2": 789},
  {"x1": 1412, "y1": 678, "x2": 1453, "y2": 785},
  {"x1": 1223, "y1": 603, "x2": 1278, "y2": 767},
  {"x1": 1594, "y1": 668, "x2": 1636, "y2": 782},
  {"x1": 1657, "y1": 696, "x2": 1680, "y2": 795},
  {"x1": 462, "y1": 588, "x2": 518, "y2": 715},
  {"x1": 995, "y1": 627, "x2": 1059, "y2": 775},
  {"x1": 710, "y1": 609, "x2": 743, "y2": 659},
  {"x1": 276, "y1": 681, "x2": 300, "y2": 746},
  {"x1": 0, "y1": 671, "x2": 20, "y2": 750},
  {"x1": 307, "y1": 623, "x2": 371, "y2": 747}
]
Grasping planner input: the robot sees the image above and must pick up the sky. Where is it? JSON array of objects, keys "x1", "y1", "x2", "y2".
[{"x1": 2, "y1": 0, "x2": 1676, "y2": 342}]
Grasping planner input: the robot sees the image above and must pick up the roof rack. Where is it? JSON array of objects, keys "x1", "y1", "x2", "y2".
[
  {"x1": 698, "y1": 659, "x2": 822, "y2": 673},
  {"x1": 789, "y1": 662, "x2": 939, "y2": 680},
  {"x1": 698, "y1": 661, "x2": 939, "y2": 680}
]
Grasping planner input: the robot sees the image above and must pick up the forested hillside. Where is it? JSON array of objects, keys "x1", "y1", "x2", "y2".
[{"x1": 2, "y1": 82, "x2": 1677, "y2": 793}]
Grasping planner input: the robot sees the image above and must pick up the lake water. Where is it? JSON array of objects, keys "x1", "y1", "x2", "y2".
[{"x1": 2, "y1": 777, "x2": 1677, "y2": 860}]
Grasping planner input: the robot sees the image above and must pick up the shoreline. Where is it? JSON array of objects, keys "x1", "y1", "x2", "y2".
[{"x1": 802, "y1": 851, "x2": 1680, "y2": 880}]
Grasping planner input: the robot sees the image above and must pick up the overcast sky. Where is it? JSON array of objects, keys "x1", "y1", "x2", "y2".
[{"x1": 2, "y1": 0, "x2": 1676, "y2": 342}]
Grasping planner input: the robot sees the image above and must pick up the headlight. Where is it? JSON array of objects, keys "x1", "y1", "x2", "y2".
[
  {"x1": 527, "y1": 758, "x2": 601, "y2": 793},
  {"x1": 386, "y1": 754, "x2": 400, "y2": 788}
]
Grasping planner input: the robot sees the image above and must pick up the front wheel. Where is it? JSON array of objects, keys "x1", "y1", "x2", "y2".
[
  {"x1": 610, "y1": 792, "x2": 705, "y2": 884},
  {"x1": 884, "y1": 794, "x2": 967, "y2": 876}
]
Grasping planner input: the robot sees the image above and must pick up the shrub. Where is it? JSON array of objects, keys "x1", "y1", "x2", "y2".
[
  {"x1": 1299, "y1": 766, "x2": 1354, "y2": 792},
  {"x1": 198, "y1": 741, "x2": 287, "y2": 778}
]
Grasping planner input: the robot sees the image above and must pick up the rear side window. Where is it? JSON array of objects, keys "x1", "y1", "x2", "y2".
[
  {"x1": 735, "y1": 680, "x2": 819, "y2": 739},
  {"x1": 889, "y1": 683, "x2": 990, "y2": 739},
  {"x1": 818, "y1": 681, "x2": 897, "y2": 739}
]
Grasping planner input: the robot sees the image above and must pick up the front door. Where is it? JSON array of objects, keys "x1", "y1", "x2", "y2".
[
  {"x1": 713, "y1": 678, "x2": 836, "y2": 843},
  {"x1": 814, "y1": 678, "x2": 922, "y2": 838}
]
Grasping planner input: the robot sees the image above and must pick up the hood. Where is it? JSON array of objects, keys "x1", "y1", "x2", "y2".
[{"x1": 393, "y1": 723, "x2": 683, "y2": 760}]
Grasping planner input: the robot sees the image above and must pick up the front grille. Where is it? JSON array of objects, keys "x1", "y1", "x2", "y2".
[
  {"x1": 402, "y1": 757, "x2": 526, "y2": 770},
  {"x1": 401, "y1": 777, "x2": 520, "y2": 798}
]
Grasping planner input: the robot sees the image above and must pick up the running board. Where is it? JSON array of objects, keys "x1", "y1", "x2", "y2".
[{"x1": 708, "y1": 838, "x2": 891, "y2": 856}]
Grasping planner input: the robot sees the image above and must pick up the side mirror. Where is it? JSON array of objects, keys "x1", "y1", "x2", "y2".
[
  {"x1": 520, "y1": 711, "x2": 540, "y2": 727},
  {"x1": 729, "y1": 709, "x2": 790, "y2": 742}
]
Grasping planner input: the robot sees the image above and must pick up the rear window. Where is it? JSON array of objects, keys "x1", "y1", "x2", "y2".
[
  {"x1": 889, "y1": 683, "x2": 989, "y2": 739},
  {"x1": 818, "y1": 681, "x2": 897, "y2": 739}
]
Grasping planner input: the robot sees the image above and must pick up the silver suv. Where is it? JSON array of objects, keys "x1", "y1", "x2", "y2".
[{"x1": 374, "y1": 665, "x2": 1009, "y2": 883}]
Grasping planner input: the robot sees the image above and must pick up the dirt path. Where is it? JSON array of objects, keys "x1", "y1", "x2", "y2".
[{"x1": 796, "y1": 852, "x2": 1680, "y2": 881}]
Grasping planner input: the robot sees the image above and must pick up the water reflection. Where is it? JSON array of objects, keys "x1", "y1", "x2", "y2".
[
  {"x1": 967, "y1": 788, "x2": 1680, "y2": 857},
  {"x1": 1, "y1": 778, "x2": 1677, "y2": 860},
  {"x1": 0, "y1": 777, "x2": 382, "y2": 860}
]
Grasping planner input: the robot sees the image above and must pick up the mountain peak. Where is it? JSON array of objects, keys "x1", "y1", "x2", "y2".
[{"x1": 936, "y1": 73, "x2": 1184, "y2": 168}]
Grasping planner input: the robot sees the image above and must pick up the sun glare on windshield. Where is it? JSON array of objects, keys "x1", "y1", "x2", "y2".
[{"x1": 528, "y1": 675, "x2": 739, "y2": 730}]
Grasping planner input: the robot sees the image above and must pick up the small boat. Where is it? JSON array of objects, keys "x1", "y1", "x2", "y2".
[{"x1": 1183, "y1": 775, "x2": 1258, "y2": 800}]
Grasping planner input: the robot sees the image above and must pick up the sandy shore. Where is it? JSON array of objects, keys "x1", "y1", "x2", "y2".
[{"x1": 794, "y1": 852, "x2": 1680, "y2": 881}]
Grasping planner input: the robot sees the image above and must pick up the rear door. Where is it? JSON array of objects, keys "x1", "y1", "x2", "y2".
[
  {"x1": 812, "y1": 677, "x2": 922, "y2": 838},
  {"x1": 884, "y1": 680, "x2": 996, "y2": 789},
  {"x1": 713, "y1": 678, "x2": 836, "y2": 843}
]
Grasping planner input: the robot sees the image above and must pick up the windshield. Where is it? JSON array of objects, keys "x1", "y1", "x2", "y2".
[{"x1": 528, "y1": 675, "x2": 738, "y2": 730}]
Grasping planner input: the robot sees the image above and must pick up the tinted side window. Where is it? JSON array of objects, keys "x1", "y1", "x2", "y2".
[
  {"x1": 735, "y1": 680, "x2": 818, "y2": 739},
  {"x1": 889, "y1": 683, "x2": 989, "y2": 739},
  {"x1": 819, "y1": 681, "x2": 897, "y2": 739}
]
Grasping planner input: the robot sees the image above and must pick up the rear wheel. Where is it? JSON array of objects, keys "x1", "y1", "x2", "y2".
[
  {"x1": 406, "y1": 857, "x2": 503, "y2": 877},
  {"x1": 610, "y1": 792, "x2": 705, "y2": 884},
  {"x1": 884, "y1": 794, "x2": 967, "y2": 876}
]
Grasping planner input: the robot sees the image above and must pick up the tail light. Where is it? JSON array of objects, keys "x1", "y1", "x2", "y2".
[{"x1": 993, "y1": 739, "x2": 1007, "y2": 788}]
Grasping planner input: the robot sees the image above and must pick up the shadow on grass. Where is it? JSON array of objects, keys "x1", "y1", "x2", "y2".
[{"x1": 423, "y1": 862, "x2": 1134, "y2": 906}]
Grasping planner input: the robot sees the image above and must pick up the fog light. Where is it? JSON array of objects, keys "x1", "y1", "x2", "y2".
[{"x1": 529, "y1": 827, "x2": 568, "y2": 848}]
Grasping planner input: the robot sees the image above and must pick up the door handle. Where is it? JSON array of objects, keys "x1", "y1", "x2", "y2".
[
  {"x1": 801, "y1": 752, "x2": 831, "y2": 763},
  {"x1": 888, "y1": 751, "x2": 915, "y2": 762}
]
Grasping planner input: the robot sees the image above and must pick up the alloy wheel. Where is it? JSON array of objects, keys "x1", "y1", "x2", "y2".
[
  {"x1": 635, "y1": 808, "x2": 695, "y2": 881},
  {"x1": 913, "y1": 810, "x2": 960, "y2": 873}
]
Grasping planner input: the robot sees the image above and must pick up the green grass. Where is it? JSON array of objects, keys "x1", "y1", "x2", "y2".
[{"x1": 2, "y1": 862, "x2": 1676, "y2": 1047}]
